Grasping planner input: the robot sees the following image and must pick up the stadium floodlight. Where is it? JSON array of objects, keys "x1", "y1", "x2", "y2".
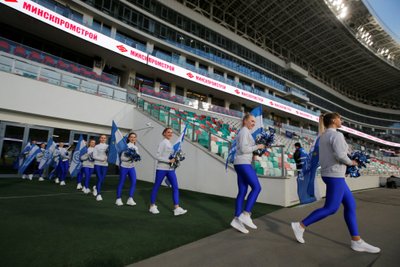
[{"x1": 338, "y1": 8, "x2": 348, "y2": 19}]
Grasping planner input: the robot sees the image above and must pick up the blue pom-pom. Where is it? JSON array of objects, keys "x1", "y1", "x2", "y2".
[
  {"x1": 346, "y1": 151, "x2": 370, "y2": 178},
  {"x1": 253, "y1": 129, "x2": 275, "y2": 156},
  {"x1": 169, "y1": 149, "x2": 185, "y2": 169},
  {"x1": 126, "y1": 148, "x2": 141, "y2": 162}
]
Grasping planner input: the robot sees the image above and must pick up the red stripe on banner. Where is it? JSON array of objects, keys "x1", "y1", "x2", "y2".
[{"x1": 4, "y1": 0, "x2": 18, "y2": 3}]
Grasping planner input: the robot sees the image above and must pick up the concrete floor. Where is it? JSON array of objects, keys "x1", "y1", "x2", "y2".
[{"x1": 130, "y1": 188, "x2": 400, "y2": 267}]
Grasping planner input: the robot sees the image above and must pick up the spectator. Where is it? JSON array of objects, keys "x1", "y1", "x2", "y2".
[{"x1": 293, "y1": 142, "x2": 306, "y2": 171}]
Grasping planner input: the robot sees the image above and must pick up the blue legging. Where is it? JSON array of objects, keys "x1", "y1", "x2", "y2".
[
  {"x1": 234, "y1": 164, "x2": 262, "y2": 217},
  {"x1": 95, "y1": 165, "x2": 108, "y2": 196},
  {"x1": 116, "y1": 167, "x2": 137, "y2": 198},
  {"x1": 302, "y1": 177, "x2": 359, "y2": 236},
  {"x1": 59, "y1": 161, "x2": 69, "y2": 181},
  {"x1": 83, "y1": 167, "x2": 94, "y2": 189},
  {"x1": 76, "y1": 168, "x2": 83, "y2": 184},
  {"x1": 34, "y1": 167, "x2": 44, "y2": 177},
  {"x1": 150, "y1": 170, "x2": 179, "y2": 205}
]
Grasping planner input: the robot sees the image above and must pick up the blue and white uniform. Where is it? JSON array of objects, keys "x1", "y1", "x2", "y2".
[
  {"x1": 93, "y1": 143, "x2": 108, "y2": 196},
  {"x1": 52, "y1": 148, "x2": 61, "y2": 180},
  {"x1": 81, "y1": 146, "x2": 95, "y2": 191},
  {"x1": 150, "y1": 138, "x2": 180, "y2": 206},
  {"x1": 301, "y1": 128, "x2": 358, "y2": 236},
  {"x1": 233, "y1": 126, "x2": 261, "y2": 217},
  {"x1": 34, "y1": 147, "x2": 45, "y2": 178},
  {"x1": 116, "y1": 143, "x2": 139, "y2": 199},
  {"x1": 58, "y1": 147, "x2": 70, "y2": 182},
  {"x1": 22, "y1": 145, "x2": 36, "y2": 176}
]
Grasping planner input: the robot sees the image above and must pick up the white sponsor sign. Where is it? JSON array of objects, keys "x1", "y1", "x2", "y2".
[{"x1": 1, "y1": 0, "x2": 148, "y2": 64}]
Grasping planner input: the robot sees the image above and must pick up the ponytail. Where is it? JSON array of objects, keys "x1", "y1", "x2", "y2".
[{"x1": 318, "y1": 114, "x2": 325, "y2": 135}]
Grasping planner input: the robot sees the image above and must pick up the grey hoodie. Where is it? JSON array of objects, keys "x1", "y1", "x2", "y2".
[
  {"x1": 319, "y1": 128, "x2": 353, "y2": 177},
  {"x1": 234, "y1": 127, "x2": 258, "y2": 165}
]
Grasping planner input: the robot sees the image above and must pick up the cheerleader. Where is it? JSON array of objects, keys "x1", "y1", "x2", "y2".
[
  {"x1": 115, "y1": 132, "x2": 139, "y2": 206},
  {"x1": 22, "y1": 141, "x2": 37, "y2": 180},
  {"x1": 230, "y1": 114, "x2": 265, "y2": 234},
  {"x1": 92, "y1": 135, "x2": 108, "y2": 201},
  {"x1": 291, "y1": 112, "x2": 380, "y2": 253},
  {"x1": 35, "y1": 143, "x2": 46, "y2": 181},
  {"x1": 76, "y1": 141, "x2": 87, "y2": 190},
  {"x1": 58, "y1": 142, "x2": 70, "y2": 186},
  {"x1": 149, "y1": 128, "x2": 187, "y2": 216},
  {"x1": 52, "y1": 146, "x2": 61, "y2": 184},
  {"x1": 81, "y1": 139, "x2": 96, "y2": 194}
]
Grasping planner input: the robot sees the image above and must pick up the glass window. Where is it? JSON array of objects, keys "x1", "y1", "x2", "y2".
[
  {"x1": 121, "y1": 7, "x2": 131, "y2": 22},
  {"x1": 130, "y1": 10, "x2": 138, "y2": 25},
  {"x1": 4, "y1": 125, "x2": 24, "y2": 140},
  {"x1": 159, "y1": 25, "x2": 167, "y2": 38},
  {"x1": 28, "y1": 128, "x2": 49, "y2": 143},
  {"x1": 102, "y1": 0, "x2": 112, "y2": 13},
  {"x1": 53, "y1": 128, "x2": 70, "y2": 144},
  {"x1": 214, "y1": 69, "x2": 224, "y2": 76},
  {"x1": 160, "y1": 82, "x2": 170, "y2": 92},
  {"x1": 186, "y1": 58, "x2": 195, "y2": 66},
  {"x1": 161, "y1": 6, "x2": 167, "y2": 19},
  {"x1": 175, "y1": 86, "x2": 184, "y2": 96},
  {"x1": 143, "y1": 17, "x2": 150, "y2": 30},
  {"x1": 176, "y1": 14, "x2": 183, "y2": 27}
]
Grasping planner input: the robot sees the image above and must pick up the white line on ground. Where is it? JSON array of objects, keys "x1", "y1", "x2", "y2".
[{"x1": 0, "y1": 190, "x2": 114, "y2": 200}]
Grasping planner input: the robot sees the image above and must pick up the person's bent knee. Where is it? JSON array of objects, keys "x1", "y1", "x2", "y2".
[{"x1": 325, "y1": 207, "x2": 339, "y2": 215}]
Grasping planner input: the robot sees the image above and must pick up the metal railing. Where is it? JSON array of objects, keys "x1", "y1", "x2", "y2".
[
  {"x1": 135, "y1": 97, "x2": 288, "y2": 177},
  {"x1": 0, "y1": 52, "x2": 132, "y2": 104}
]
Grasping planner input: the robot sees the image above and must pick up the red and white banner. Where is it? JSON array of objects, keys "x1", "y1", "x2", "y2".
[
  {"x1": 1, "y1": 0, "x2": 148, "y2": 64},
  {"x1": 2, "y1": 0, "x2": 399, "y2": 147}
]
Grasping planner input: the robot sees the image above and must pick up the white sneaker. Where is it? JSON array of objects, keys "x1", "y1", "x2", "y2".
[
  {"x1": 238, "y1": 213, "x2": 257, "y2": 229},
  {"x1": 126, "y1": 198, "x2": 136, "y2": 206},
  {"x1": 92, "y1": 186, "x2": 97, "y2": 196},
  {"x1": 22, "y1": 174, "x2": 27, "y2": 179},
  {"x1": 54, "y1": 178, "x2": 60, "y2": 184},
  {"x1": 115, "y1": 198, "x2": 124, "y2": 206},
  {"x1": 174, "y1": 207, "x2": 187, "y2": 216},
  {"x1": 83, "y1": 187, "x2": 91, "y2": 194},
  {"x1": 230, "y1": 218, "x2": 249, "y2": 234},
  {"x1": 149, "y1": 205, "x2": 160, "y2": 214},
  {"x1": 76, "y1": 183, "x2": 82, "y2": 190},
  {"x1": 351, "y1": 239, "x2": 381, "y2": 253},
  {"x1": 291, "y1": 222, "x2": 305, "y2": 244},
  {"x1": 96, "y1": 195, "x2": 103, "y2": 201},
  {"x1": 60, "y1": 181, "x2": 66, "y2": 186},
  {"x1": 38, "y1": 177, "x2": 44, "y2": 182},
  {"x1": 28, "y1": 174, "x2": 33, "y2": 180}
]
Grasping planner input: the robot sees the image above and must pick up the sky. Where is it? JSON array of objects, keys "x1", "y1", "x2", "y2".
[{"x1": 363, "y1": 0, "x2": 400, "y2": 43}]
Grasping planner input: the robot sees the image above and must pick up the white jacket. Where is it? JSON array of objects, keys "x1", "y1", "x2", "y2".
[
  {"x1": 93, "y1": 143, "x2": 109, "y2": 166},
  {"x1": 156, "y1": 138, "x2": 174, "y2": 170}
]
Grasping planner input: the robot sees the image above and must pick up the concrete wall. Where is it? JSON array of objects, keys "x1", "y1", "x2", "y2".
[{"x1": 0, "y1": 72, "x2": 135, "y2": 133}]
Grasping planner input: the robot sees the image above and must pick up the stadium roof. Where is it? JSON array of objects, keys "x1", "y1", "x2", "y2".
[{"x1": 176, "y1": 0, "x2": 400, "y2": 109}]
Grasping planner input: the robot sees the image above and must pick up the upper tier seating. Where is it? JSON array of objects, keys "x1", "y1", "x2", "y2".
[{"x1": 0, "y1": 37, "x2": 118, "y2": 86}]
